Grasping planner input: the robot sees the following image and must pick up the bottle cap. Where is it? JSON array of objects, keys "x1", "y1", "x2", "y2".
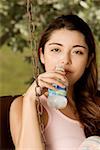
[{"x1": 55, "y1": 65, "x2": 65, "y2": 72}]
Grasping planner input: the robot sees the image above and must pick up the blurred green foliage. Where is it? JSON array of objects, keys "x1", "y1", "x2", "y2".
[
  {"x1": 0, "y1": 0, "x2": 100, "y2": 51},
  {"x1": 0, "y1": 45, "x2": 33, "y2": 96}
]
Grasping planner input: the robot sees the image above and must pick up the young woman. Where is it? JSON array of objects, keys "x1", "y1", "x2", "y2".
[{"x1": 10, "y1": 14, "x2": 100, "y2": 150}]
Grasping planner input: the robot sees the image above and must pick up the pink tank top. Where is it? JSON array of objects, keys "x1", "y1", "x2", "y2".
[{"x1": 40, "y1": 95, "x2": 86, "y2": 150}]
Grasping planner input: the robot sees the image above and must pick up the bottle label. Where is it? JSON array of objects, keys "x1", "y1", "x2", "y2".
[{"x1": 48, "y1": 84, "x2": 67, "y2": 97}]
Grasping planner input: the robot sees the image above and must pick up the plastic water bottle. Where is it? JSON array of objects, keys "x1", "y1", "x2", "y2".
[{"x1": 47, "y1": 66, "x2": 68, "y2": 109}]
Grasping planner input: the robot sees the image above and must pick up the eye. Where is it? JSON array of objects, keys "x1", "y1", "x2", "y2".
[
  {"x1": 73, "y1": 50, "x2": 83, "y2": 55},
  {"x1": 51, "y1": 48, "x2": 61, "y2": 52}
]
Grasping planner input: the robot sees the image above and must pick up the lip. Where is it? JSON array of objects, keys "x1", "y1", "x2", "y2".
[
  {"x1": 65, "y1": 69, "x2": 72, "y2": 74},
  {"x1": 65, "y1": 69, "x2": 73, "y2": 76}
]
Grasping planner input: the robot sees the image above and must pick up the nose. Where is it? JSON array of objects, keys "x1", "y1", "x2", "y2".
[{"x1": 60, "y1": 52, "x2": 72, "y2": 66}]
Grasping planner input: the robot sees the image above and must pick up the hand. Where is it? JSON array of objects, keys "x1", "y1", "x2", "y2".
[
  {"x1": 24, "y1": 70, "x2": 68, "y2": 101},
  {"x1": 37, "y1": 70, "x2": 68, "y2": 93}
]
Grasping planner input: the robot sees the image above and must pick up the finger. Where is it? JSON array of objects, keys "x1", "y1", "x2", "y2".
[
  {"x1": 38, "y1": 78, "x2": 57, "y2": 91},
  {"x1": 43, "y1": 91, "x2": 48, "y2": 97},
  {"x1": 40, "y1": 77, "x2": 66, "y2": 88},
  {"x1": 39, "y1": 72, "x2": 66, "y2": 83}
]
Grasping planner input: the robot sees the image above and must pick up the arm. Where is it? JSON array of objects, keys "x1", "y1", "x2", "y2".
[
  {"x1": 10, "y1": 81, "x2": 45, "y2": 150},
  {"x1": 10, "y1": 70, "x2": 67, "y2": 149}
]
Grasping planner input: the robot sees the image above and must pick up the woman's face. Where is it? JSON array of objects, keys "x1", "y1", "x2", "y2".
[{"x1": 40, "y1": 28, "x2": 89, "y2": 85}]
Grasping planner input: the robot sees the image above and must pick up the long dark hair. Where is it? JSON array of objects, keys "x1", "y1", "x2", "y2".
[{"x1": 38, "y1": 14, "x2": 100, "y2": 137}]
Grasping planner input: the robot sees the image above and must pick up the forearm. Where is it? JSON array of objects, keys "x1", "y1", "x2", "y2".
[{"x1": 16, "y1": 94, "x2": 45, "y2": 150}]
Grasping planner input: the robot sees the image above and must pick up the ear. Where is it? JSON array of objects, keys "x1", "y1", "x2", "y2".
[
  {"x1": 39, "y1": 48, "x2": 45, "y2": 64},
  {"x1": 86, "y1": 53, "x2": 94, "y2": 68}
]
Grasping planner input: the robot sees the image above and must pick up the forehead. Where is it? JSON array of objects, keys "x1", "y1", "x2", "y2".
[{"x1": 46, "y1": 28, "x2": 87, "y2": 46}]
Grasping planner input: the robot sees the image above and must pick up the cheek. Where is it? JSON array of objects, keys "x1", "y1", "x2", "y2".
[
  {"x1": 72, "y1": 56, "x2": 88, "y2": 77},
  {"x1": 73, "y1": 55, "x2": 88, "y2": 70},
  {"x1": 74, "y1": 59, "x2": 88, "y2": 78},
  {"x1": 44, "y1": 56, "x2": 57, "y2": 71},
  {"x1": 77, "y1": 66, "x2": 86, "y2": 78}
]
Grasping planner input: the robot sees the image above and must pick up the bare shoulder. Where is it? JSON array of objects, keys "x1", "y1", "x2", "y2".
[
  {"x1": 9, "y1": 96, "x2": 23, "y2": 145},
  {"x1": 10, "y1": 96, "x2": 23, "y2": 113},
  {"x1": 10, "y1": 96, "x2": 23, "y2": 122}
]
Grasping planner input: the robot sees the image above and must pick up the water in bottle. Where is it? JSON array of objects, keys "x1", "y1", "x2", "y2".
[{"x1": 47, "y1": 65, "x2": 68, "y2": 109}]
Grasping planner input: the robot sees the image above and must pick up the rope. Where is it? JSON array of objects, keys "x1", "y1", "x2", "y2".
[
  {"x1": 26, "y1": 0, "x2": 46, "y2": 145},
  {"x1": 27, "y1": 0, "x2": 39, "y2": 79}
]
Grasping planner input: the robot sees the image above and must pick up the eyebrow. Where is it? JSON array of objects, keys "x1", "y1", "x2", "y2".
[
  {"x1": 49, "y1": 43, "x2": 87, "y2": 50},
  {"x1": 49, "y1": 43, "x2": 63, "y2": 46},
  {"x1": 73, "y1": 45, "x2": 87, "y2": 49}
]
